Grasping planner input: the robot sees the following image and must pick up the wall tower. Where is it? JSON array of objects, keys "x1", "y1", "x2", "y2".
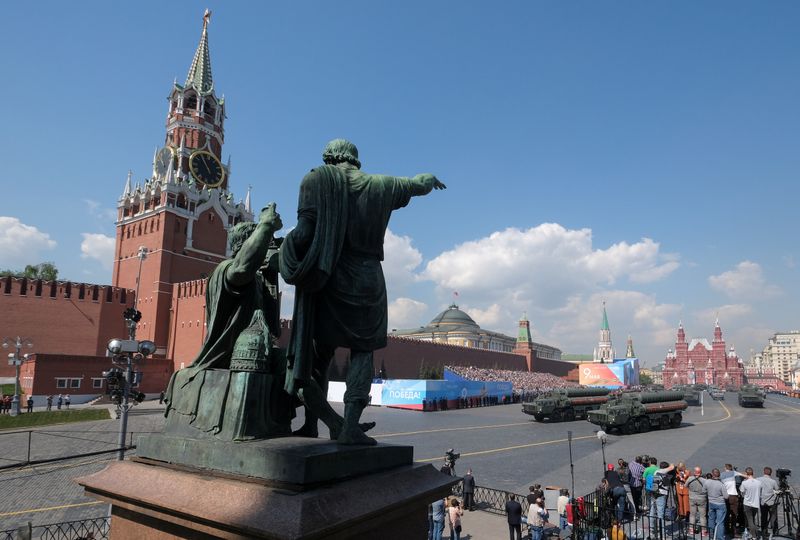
[
  {"x1": 593, "y1": 302, "x2": 615, "y2": 363},
  {"x1": 111, "y1": 11, "x2": 253, "y2": 354}
]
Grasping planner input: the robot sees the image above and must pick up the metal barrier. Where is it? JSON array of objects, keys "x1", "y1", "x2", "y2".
[
  {"x1": 0, "y1": 429, "x2": 152, "y2": 470},
  {"x1": 0, "y1": 517, "x2": 109, "y2": 540},
  {"x1": 449, "y1": 480, "x2": 564, "y2": 517}
]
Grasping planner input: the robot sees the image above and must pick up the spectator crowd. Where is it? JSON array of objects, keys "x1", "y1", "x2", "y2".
[
  {"x1": 446, "y1": 366, "x2": 578, "y2": 394},
  {"x1": 588, "y1": 454, "x2": 794, "y2": 540}
]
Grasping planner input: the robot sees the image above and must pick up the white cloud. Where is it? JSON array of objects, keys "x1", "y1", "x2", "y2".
[
  {"x1": 83, "y1": 199, "x2": 118, "y2": 223},
  {"x1": 693, "y1": 304, "x2": 752, "y2": 325},
  {"x1": 80, "y1": 233, "x2": 115, "y2": 270},
  {"x1": 463, "y1": 303, "x2": 505, "y2": 328},
  {"x1": 422, "y1": 223, "x2": 679, "y2": 310},
  {"x1": 708, "y1": 261, "x2": 780, "y2": 299},
  {"x1": 388, "y1": 297, "x2": 428, "y2": 330},
  {"x1": 404, "y1": 224, "x2": 683, "y2": 365},
  {"x1": 383, "y1": 229, "x2": 423, "y2": 296},
  {"x1": 0, "y1": 216, "x2": 56, "y2": 268}
]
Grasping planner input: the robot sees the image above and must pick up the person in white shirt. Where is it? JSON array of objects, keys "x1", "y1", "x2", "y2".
[
  {"x1": 527, "y1": 498, "x2": 549, "y2": 540},
  {"x1": 557, "y1": 489, "x2": 570, "y2": 530},
  {"x1": 720, "y1": 464, "x2": 745, "y2": 537},
  {"x1": 739, "y1": 467, "x2": 761, "y2": 539}
]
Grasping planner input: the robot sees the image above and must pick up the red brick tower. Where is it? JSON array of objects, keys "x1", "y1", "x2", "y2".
[
  {"x1": 513, "y1": 313, "x2": 535, "y2": 371},
  {"x1": 111, "y1": 10, "x2": 252, "y2": 355}
]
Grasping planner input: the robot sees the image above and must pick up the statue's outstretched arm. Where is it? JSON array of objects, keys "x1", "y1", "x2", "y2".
[
  {"x1": 226, "y1": 203, "x2": 283, "y2": 288},
  {"x1": 409, "y1": 173, "x2": 447, "y2": 196}
]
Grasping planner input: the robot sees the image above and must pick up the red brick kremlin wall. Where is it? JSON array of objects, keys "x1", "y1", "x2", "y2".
[
  {"x1": 19, "y1": 354, "x2": 173, "y2": 397},
  {"x1": 0, "y1": 277, "x2": 134, "y2": 377},
  {"x1": 167, "y1": 279, "x2": 208, "y2": 368}
]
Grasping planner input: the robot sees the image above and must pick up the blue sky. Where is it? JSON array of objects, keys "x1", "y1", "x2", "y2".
[{"x1": 1, "y1": 1, "x2": 798, "y2": 366}]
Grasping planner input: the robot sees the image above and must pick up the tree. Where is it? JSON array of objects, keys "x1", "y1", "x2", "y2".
[
  {"x1": 419, "y1": 364, "x2": 443, "y2": 380},
  {"x1": 0, "y1": 262, "x2": 59, "y2": 281},
  {"x1": 640, "y1": 372, "x2": 653, "y2": 385}
]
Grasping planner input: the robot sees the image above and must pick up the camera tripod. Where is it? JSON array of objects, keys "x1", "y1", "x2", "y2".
[{"x1": 776, "y1": 484, "x2": 799, "y2": 538}]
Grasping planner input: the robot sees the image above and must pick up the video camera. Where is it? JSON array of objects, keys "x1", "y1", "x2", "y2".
[
  {"x1": 777, "y1": 468, "x2": 791, "y2": 489},
  {"x1": 445, "y1": 448, "x2": 460, "y2": 467}
]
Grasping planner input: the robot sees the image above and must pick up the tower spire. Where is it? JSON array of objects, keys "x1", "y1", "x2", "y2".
[
  {"x1": 601, "y1": 301, "x2": 610, "y2": 331},
  {"x1": 185, "y1": 9, "x2": 214, "y2": 95},
  {"x1": 123, "y1": 170, "x2": 132, "y2": 196},
  {"x1": 626, "y1": 334, "x2": 635, "y2": 358},
  {"x1": 244, "y1": 184, "x2": 252, "y2": 213}
]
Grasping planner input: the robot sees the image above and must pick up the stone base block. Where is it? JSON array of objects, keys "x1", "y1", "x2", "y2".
[
  {"x1": 77, "y1": 460, "x2": 457, "y2": 539},
  {"x1": 135, "y1": 434, "x2": 413, "y2": 489}
]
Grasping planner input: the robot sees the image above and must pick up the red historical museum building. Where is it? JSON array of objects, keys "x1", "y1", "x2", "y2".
[{"x1": 662, "y1": 320, "x2": 745, "y2": 390}]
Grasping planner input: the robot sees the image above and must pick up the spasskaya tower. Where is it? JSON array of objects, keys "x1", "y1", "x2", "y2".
[{"x1": 112, "y1": 10, "x2": 253, "y2": 356}]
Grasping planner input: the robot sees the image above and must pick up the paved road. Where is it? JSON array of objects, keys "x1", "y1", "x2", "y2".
[{"x1": 1, "y1": 392, "x2": 799, "y2": 532}]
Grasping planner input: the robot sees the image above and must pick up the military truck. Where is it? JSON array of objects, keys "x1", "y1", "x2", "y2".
[
  {"x1": 738, "y1": 384, "x2": 765, "y2": 408},
  {"x1": 587, "y1": 391, "x2": 688, "y2": 434},
  {"x1": 673, "y1": 384, "x2": 701, "y2": 406},
  {"x1": 709, "y1": 388, "x2": 725, "y2": 400},
  {"x1": 522, "y1": 387, "x2": 610, "y2": 422}
]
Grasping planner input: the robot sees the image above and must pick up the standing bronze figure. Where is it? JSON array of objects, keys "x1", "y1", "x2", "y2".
[{"x1": 280, "y1": 139, "x2": 445, "y2": 445}]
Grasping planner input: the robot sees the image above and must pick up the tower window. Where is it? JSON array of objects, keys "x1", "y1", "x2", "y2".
[{"x1": 185, "y1": 94, "x2": 198, "y2": 111}]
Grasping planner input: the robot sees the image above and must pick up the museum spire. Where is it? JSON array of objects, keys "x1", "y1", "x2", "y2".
[{"x1": 185, "y1": 9, "x2": 214, "y2": 95}]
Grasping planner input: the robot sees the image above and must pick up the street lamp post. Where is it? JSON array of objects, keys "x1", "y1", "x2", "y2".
[
  {"x1": 107, "y1": 245, "x2": 151, "y2": 461},
  {"x1": 3, "y1": 336, "x2": 33, "y2": 416},
  {"x1": 597, "y1": 430, "x2": 608, "y2": 473}
]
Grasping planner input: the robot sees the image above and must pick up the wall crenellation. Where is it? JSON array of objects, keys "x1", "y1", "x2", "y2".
[{"x1": 1, "y1": 276, "x2": 134, "y2": 304}]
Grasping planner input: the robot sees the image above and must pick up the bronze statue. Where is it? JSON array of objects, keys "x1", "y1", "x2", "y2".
[
  {"x1": 280, "y1": 139, "x2": 445, "y2": 445},
  {"x1": 163, "y1": 203, "x2": 291, "y2": 441}
]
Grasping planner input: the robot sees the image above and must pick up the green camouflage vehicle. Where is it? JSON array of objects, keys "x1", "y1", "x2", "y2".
[
  {"x1": 673, "y1": 384, "x2": 701, "y2": 406},
  {"x1": 737, "y1": 384, "x2": 765, "y2": 408},
  {"x1": 587, "y1": 391, "x2": 688, "y2": 434},
  {"x1": 522, "y1": 387, "x2": 610, "y2": 422}
]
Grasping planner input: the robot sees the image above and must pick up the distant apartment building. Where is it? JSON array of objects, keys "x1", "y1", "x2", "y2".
[{"x1": 760, "y1": 331, "x2": 800, "y2": 384}]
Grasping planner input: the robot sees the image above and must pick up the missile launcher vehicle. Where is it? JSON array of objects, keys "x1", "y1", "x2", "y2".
[
  {"x1": 587, "y1": 391, "x2": 688, "y2": 434},
  {"x1": 522, "y1": 387, "x2": 611, "y2": 422}
]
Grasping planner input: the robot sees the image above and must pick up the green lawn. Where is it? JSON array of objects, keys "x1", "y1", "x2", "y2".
[
  {"x1": 0, "y1": 408, "x2": 111, "y2": 430},
  {"x1": 0, "y1": 383, "x2": 18, "y2": 395}
]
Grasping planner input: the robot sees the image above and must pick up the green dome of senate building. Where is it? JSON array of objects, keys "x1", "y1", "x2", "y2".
[{"x1": 429, "y1": 304, "x2": 479, "y2": 328}]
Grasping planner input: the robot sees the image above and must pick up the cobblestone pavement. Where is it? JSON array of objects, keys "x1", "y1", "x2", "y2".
[{"x1": 1, "y1": 393, "x2": 799, "y2": 535}]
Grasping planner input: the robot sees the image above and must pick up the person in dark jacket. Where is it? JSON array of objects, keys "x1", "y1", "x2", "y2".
[
  {"x1": 605, "y1": 464, "x2": 628, "y2": 523},
  {"x1": 505, "y1": 494, "x2": 523, "y2": 540},
  {"x1": 462, "y1": 469, "x2": 476, "y2": 511}
]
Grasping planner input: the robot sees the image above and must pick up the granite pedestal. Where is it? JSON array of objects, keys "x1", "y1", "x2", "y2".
[{"x1": 77, "y1": 436, "x2": 457, "y2": 539}]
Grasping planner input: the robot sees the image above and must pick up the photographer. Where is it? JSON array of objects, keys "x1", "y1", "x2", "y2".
[{"x1": 758, "y1": 467, "x2": 779, "y2": 536}]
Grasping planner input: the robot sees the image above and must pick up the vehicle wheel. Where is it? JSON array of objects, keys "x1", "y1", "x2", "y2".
[
  {"x1": 564, "y1": 409, "x2": 576, "y2": 422},
  {"x1": 550, "y1": 410, "x2": 562, "y2": 422},
  {"x1": 636, "y1": 417, "x2": 650, "y2": 433},
  {"x1": 534, "y1": 414, "x2": 544, "y2": 422},
  {"x1": 624, "y1": 419, "x2": 637, "y2": 435},
  {"x1": 671, "y1": 413, "x2": 682, "y2": 428},
  {"x1": 660, "y1": 416, "x2": 670, "y2": 429}
]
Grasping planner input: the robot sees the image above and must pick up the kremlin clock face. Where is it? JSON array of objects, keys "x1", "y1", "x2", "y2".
[
  {"x1": 189, "y1": 150, "x2": 225, "y2": 187},
  {"x1": 154, "y1": 147, "x2": 173, "y2": 177}
]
